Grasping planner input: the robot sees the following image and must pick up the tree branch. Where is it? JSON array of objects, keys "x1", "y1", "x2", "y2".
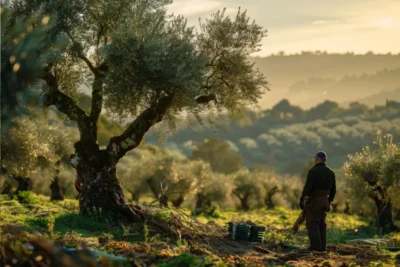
[
  {"x1": 41, "y1": 70, "x2": 92, "y2": 138},
  {"x1": 90, "y1": 74, "x2": 103, "y2": 122},
  {"x1": 195, "y1": 94, "x2": 216, "y2": 104},
  {"x1": 232, "y1": 190, "x2": 243, "y2": 201},
  {"x1": 106, "y1": 95, "x2": 174, "y2": 160},
  {"x1": 66, "y1": 31, "x2": 98, "y2": 75}
]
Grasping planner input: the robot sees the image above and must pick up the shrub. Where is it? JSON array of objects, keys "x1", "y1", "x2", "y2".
[{"x1": 15, "y1": 191, "x2": 40, "y2": 205}]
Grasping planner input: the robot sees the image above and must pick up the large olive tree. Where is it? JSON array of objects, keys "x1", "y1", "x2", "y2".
[{"x1": 7, "y1": 0, "x2": 268, "y2": 218}]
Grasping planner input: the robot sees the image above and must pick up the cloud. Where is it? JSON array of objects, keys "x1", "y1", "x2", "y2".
[
  {"x1": 168, "y1": 0, "x2": 224, "y2": 17},
  {"x1": 312, "y1": 20, "x2": 327, "y2": 25},
  {"x1": 376, "y1": 17, "x2": 400, "y2": 29}
]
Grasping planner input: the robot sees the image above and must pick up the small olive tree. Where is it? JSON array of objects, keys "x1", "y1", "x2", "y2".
[
  {"x1": 1, "y1": 115, "x2": 74, "y2": 197},
  {"x1": 191, "y1": 137, "x2": 243, "y2": 174},
  {"x1": 231, "y1": 169, "x2": 262, "y2": 210},
  {"x1": 342, "y1": 132, "x2": 400, "y2": 233},
  {"x1": 7, "y1": 0, "x2": 268, "y2": 218}
]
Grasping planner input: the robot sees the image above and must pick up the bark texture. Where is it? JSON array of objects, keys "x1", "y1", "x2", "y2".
[
  {"x1": 50, "y1": 177, "x2": 65, "y2": 201},
  {"x1": 368, "y1": 184, "x2": 398, "y2": 233},
  {"x1": 195, "y1": 192, "x2": 212, "y2": 214}
]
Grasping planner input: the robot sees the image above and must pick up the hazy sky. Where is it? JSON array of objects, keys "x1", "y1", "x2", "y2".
[{"x1": 168, "y1": 0, "x2": 400, "y2": 57}]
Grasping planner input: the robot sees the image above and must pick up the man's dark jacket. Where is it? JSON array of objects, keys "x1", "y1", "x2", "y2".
[{"x1": 300, "y1": 162, "x2": 336, "y2": 209}]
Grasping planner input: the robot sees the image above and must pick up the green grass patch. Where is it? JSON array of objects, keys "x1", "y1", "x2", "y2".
[
  {"x1": 15, "y1": 191, "x2": 41, "y2": 205},
  {"x1": 156, "y1": 253, "x2": 226, "y2": 267}
]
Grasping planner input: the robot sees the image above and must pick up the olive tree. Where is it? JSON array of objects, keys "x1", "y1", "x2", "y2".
[
  {"x1": 1, "y1": 115, "x2": 73, "y2": 197},
  {"x1": 8, "y1": 0, "x2": 268, "y2": 218},
  {"x1": 342, "y1": 132, "x2": 400, "y2": 233},
  {"x1": 192, "y1": 164, "x2": 229, "y2": 214},
  {"x1": 231, "y1": 169, "x2": 262, "y2": 210},
  {"x1": 191, "y1": 137, "x2": 243, "y2": 174},
  {"x1": 119, "y1": 145, "x2": 170, "y2": 203}
]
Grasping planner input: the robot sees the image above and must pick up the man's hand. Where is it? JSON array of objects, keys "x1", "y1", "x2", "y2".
[{"x1": 300, "y1": 196, "x2": 312, "y2": 210}]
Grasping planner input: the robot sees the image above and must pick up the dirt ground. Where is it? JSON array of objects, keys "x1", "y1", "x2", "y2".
[
  {"x1": 197, "y1": 235, "x2": 394, "y2": 266},
  {"x1": 1, "y1": 223, "x2": 396, "y2": 267}
]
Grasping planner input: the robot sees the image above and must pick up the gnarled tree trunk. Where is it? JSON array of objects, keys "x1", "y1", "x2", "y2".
[
  {"x1": 233, "y1": 191, "x2": 250, "y2": 211},
  {"x1": 78, "y1": 156, "x2": 126, "y2": 213},
  {"x1": 50, "y1": 177, "x2": 64, "y2": 201},
  {"x1": 172, "y1": 193, "x2": 184, "y2": 208},
  {"x1": 15, "y1": 176, "x2": 33, "y2": 193},
  {"x1": 71, "y1": 141, "x2": 139, "y2": 221},
  {"x1": 146, "y1": 176, "x2": 168, "y2": 207},
  {"x1": 368, "y1": 184, "x2": 398, "y2": 233},
  {"x1": 344, "y1": 200, "x2": 351, "y2": 214},
  {"x1": 195, "y1": 192, "x2": 211, "y2": 214},
  {"x1": 265, "y1": 186, "x2": 279, "y2": 209},
  {"x1": 239, "y1": 196, "x2": 250, "y2": 211}
]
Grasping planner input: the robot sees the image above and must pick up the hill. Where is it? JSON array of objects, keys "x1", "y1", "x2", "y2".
[
  {"x1": 144, "y1": 100, "x2": 400, "y2": 174},
  {"x1": 349, "y1": 88, "x2": 400, "y2": 107},
  {"x1": 252, "y1": 52, "x2": 400, "y2": 108}
]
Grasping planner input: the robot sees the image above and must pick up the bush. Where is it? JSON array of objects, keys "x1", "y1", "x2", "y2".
[{"x1": 15, "y1": 191, "x2": 40, "y2": 205}]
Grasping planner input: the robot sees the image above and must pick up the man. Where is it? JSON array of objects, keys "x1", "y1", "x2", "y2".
[{"x1": 300, "y1": 151, "x2": 336, "y2": 252}]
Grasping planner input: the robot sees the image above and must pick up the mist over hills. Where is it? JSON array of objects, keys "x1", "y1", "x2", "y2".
[{"x1": 253, "y1": 52, "x2": 400, "y2": 108}]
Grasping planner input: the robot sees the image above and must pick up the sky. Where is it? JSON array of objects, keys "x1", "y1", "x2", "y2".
[{"x1": 167, "y1": 0, "x2": 400, "y2": 57}]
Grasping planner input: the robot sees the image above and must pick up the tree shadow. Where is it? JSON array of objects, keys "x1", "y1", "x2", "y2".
[{"x1": 53, "y1": 212, "x2": 145, "y2": 242}]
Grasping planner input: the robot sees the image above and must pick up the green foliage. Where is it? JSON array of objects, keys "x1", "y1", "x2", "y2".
[
  {"x1": 1, "y1": 6, "x2": 69, "y2": 120},
  {"x1": 201, "y1": 205, "x2": 222, "y2": 218},
  {"x1": 9, "y1": 0, "x2": 268, "y2": 136},
  {"x1": 342, "y1": 132, "x2": 400, "y2": 201},
  {"x1": 15, "y1": 191, "x2": 40, "y2": 205},
  {"x1": 26, "y1": 217, "x2": 50, "y2": 230},
  {"x1": 191, "y1": 138, "x2": 243, "y2": 174},
  {"x1": 1, "y1": 114, "x2": 74, "y2": 179},
  {"x1": 154, "y1": 209, "x2": 173, "y2": 223},
  {"x1": 232, "y1": 169, "x2": 262, "y2": 209},
  {"x1": 152, "y1": 100, "x2": 400, "y2": 174},
  {"x1": 54, "y1": 212, "x2": 118, "y2": 235}
]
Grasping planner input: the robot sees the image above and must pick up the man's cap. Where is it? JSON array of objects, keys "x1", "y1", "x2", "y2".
[{"x1": 313, "y1": 151, "x2": 327, "y2": 159}]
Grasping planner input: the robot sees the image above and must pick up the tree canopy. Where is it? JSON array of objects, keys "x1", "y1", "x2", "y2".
[{"x1": 6, "y1": 0, "x2": 268, "y2": 159}]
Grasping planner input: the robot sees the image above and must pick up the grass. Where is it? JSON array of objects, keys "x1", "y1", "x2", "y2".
[
  {"x1": 0, "y1": 194, "x2": 375, "y2": 245},
  {"x1": 1, "y1": 194, "x2": 397, "y2": 266},
  {"x1": 194, "y1": 205, "x2": 374, "y2": 246}
]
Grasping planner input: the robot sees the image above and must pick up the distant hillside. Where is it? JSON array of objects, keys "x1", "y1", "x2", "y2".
[
  {"x1": 252, "y1": 52, "x2": 400, "y2": 108},
  {"x1": 144, "y1": 100, "x2": 400, "y2": 175},
  {"x1": 288, "y1": 68, "x2": 400, "y2": 108},
  {"x1": 347, "y1": 88, "x2": 400, "y2": 107}
]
